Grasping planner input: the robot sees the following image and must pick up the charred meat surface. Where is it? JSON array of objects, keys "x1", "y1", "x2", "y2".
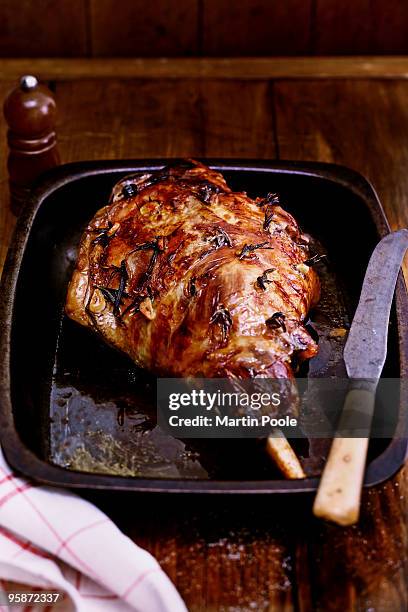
[{"x1": 66, "y1": 160, "x2": 320, "y2": 382}]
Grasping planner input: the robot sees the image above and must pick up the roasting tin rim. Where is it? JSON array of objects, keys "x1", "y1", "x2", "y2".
[{"x1": 1, "y1": 159, "x2": 407, "y2": 494}]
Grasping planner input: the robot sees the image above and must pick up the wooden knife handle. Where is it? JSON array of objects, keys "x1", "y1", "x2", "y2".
[{"x1": 313, "y1": 388, "x2": 375, "y2": 526}]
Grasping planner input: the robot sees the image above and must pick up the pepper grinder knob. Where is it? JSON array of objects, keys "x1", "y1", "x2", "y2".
[{"x1": 3, "y1": 75, "x2": 60, "y2": 215}]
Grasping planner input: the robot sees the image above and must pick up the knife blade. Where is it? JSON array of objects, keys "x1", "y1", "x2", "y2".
[
  {"x1": 314, "y1": 228, "x2": 408, "y2": 526},
  {"x1": 344, "y1": 228, "x2": 408, "y2": 380}
]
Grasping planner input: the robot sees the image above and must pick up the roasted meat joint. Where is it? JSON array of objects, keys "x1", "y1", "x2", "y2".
[{"x1": 66, "y1": 160, "x2": 321, "y2": 475}]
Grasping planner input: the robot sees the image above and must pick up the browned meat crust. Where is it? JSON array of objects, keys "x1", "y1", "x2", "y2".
[{"x1": 66, "y1": 160, "x2": 320, "y2": 380}]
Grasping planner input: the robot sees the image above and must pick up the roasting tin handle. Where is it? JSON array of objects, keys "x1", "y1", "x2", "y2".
[{"x1": 3, "y1": 75, "x2": 60, "y2": 216}]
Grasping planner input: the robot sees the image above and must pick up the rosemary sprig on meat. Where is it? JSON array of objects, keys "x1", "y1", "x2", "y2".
[
  {"x1": 128, "y1": 240, "x2": 159, "y2": 255},
  {"x1": 114, "y1": 260, "x2": 128, "y2": 314},
  {"x1": 256, "y1": 268, "x2": 276, "y2": 291},
  {"x1": 95, "y1": 259, "x2": 129, "y2": 315},
  {"x1": 121, "y1": 286, "x2": 155, "y2": 318},
  {"x1": 265, "y1": 312, "x2": 286, "y2": 332},
  {"x1": 257, "y1": 192, "x2": 280, "y2": 207},
  {"x1": 137, "y1": 248, "x2": 159, "y2": 289},
  {"x1": 119, "y1": 238, "x2": 164, "y2": 317},
  {"x1": 99, "y1": 237, "x2": 163, "y2": 317},
  {"x1": 192, "y1": 180, "x2": 221, "y2": 204},
  {"x1": 303, "y1": 253, "x2": 326, "y2": 267},
  {"x1": 263, "y1": 209, "x2": 275, "y2": 231},
  {"x1": 237, "y1": 242, "x2": 271, "y2": 259},
  {"x1": 97, "y1": 286, "x2": 128, "y2": 307},
  {"x1": 121, "y1": 293, "x2": 150, "y2": 318},
  {"x1": 91, "y1": 222, "x2": 113, "y2": 247},
  {"x1": 257, "y1": 193, "x2": 280, "y2": 232},
  {"x1": 213, "y1": 227, "x2": 232, "y2": 248},
  {"x1": 200, "y1": 227, "x2": 233, "y2": 260},
  {"x1": 128, "y1": 238, "x2": 164, "y2": 289}
]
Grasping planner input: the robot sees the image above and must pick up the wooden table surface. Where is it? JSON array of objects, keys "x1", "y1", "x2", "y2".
[{"x1": 0, "y1": 58, "x2": 407, "y2": 612}]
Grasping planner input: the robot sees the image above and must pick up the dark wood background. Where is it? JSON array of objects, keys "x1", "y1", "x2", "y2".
[{"x1": 1, "y1": 0, "x2": 408, "y2": 58}]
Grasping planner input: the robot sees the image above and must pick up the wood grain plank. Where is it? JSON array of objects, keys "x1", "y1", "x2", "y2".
[
  {"x1": 203, "y1": 0, "x2": 312, "y2": 56},
  {"x1": 314, "y1": 0, "x2": 372, "y2": 55},
  {"x1": 95, "y1": 495, "x2": 296, "y2": 611},
  {"x1": 55, "y1": 79, "x2": 204, "y2": 160},
  {"x1": 0, "y1": 1, "x2": 407, "y2": 59},
  {"x1": 4, "y1": 58, "x2": 408, "y2": 81},
  {"x1": 372, "y1": 1, "x2": 408, "y2": 55},
  {"x1": 201, "y1": 80, "x2": 276, "y2": 157},
  {"x1": 306, "y1": 476, "x2": 408, "y2": 611},
  {"x1": 315, "y1": 0, "x2": 408, "y2": 55},
  {"x1": 0, "y1": 0, "x2": 87, "y2": 57},
  {"x1": 275, "y1": 78, "x2": 408, "y2": 610},
  {"x1": 55, "y1": 78, "x2": 277, "y2": 160},
  {"x1": 89, "y1": 0, "x2": 199, "y2": 57}
]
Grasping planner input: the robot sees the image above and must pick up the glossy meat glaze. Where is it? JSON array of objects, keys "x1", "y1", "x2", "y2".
[{"x1": 66, "y1": 160, "x2": 320, "y2": 379}]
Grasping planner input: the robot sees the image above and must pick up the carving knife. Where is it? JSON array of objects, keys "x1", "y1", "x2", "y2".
[{"x1": 313, "y1": 228, "x2": 408, "y2": 525}]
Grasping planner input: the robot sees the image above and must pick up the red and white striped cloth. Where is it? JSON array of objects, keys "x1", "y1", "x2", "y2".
[{"x1": 0, "y1": 448, "x2": 187, "y2": 611}]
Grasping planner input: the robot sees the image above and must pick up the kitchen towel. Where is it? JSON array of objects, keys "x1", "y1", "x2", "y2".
[{"x1": 0, "y1": 448, "x2": 187, "y2": 611}]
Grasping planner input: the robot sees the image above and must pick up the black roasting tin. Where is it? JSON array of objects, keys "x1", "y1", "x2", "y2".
[{"x1": 0, "y1": 160, "x2": 407, "y2": 493}]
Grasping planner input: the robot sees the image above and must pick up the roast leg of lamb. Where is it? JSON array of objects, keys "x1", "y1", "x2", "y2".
[{"x1": 66, "y1": 160, "x2": 320, "y2": 477}]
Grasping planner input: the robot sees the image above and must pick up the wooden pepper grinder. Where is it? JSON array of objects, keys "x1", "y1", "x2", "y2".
[{"x1": 3, "y1": 75, "x2": 60, "y2": 215}]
